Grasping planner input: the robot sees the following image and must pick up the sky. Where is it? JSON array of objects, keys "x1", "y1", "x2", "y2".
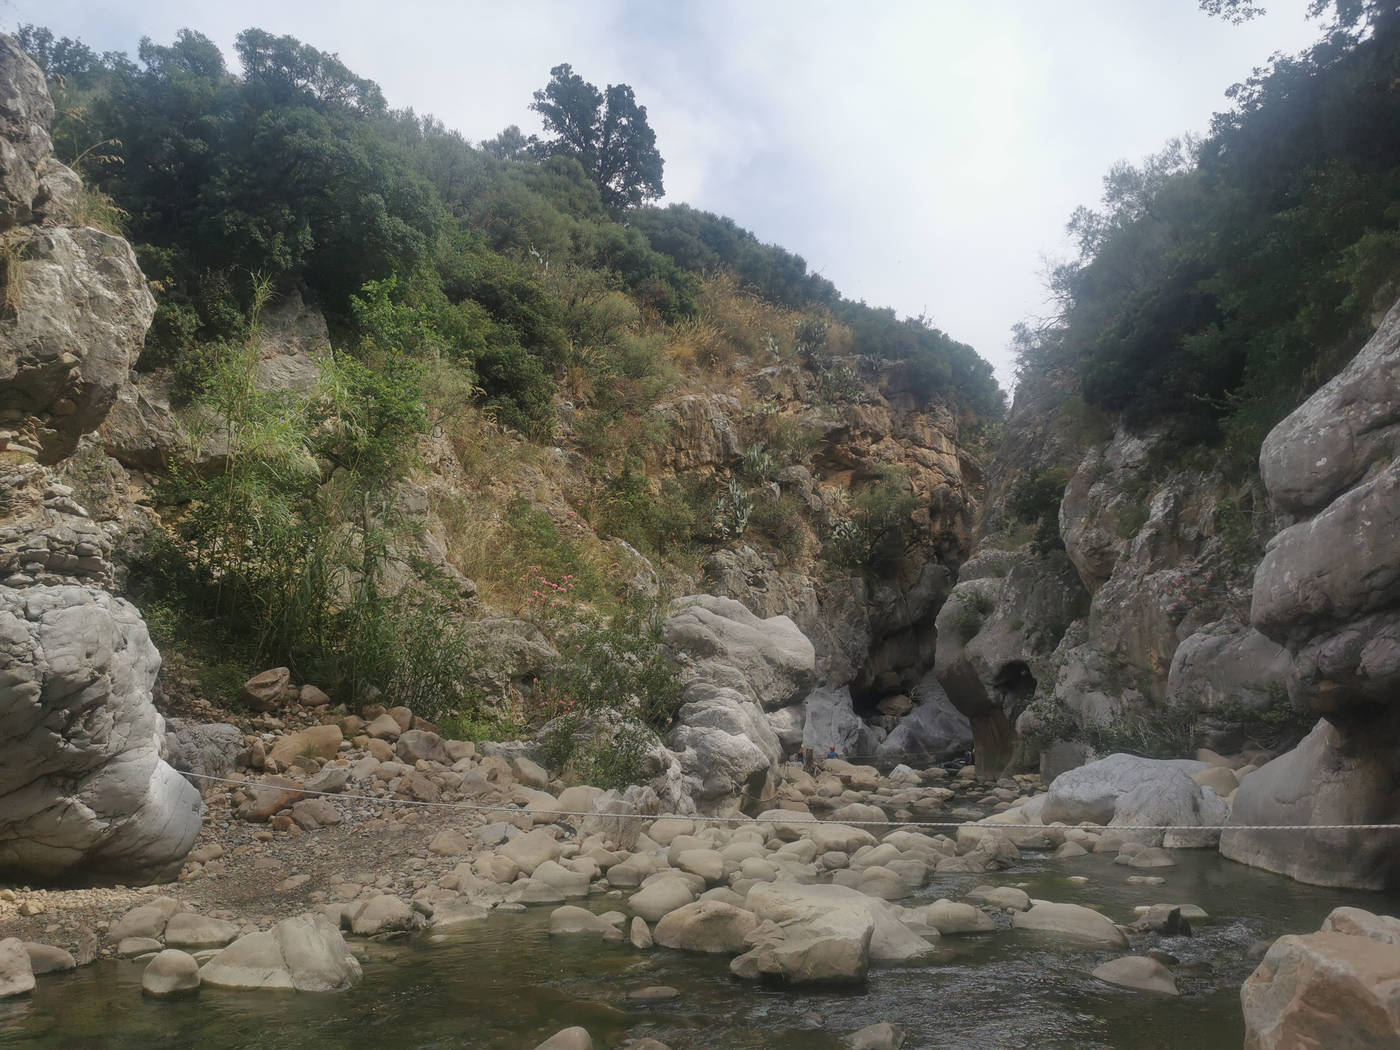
[{"x1": 13, "y1": 0, "x2": 1325, "y2": 391}]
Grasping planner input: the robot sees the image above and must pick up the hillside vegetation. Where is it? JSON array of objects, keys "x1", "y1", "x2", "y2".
[
  {"x1": 18, "y1": 24, "x2": 1001, "y2": 752},
  {"x1": 1021, "y1": 0, "x2": 1400, "y2": 469}
]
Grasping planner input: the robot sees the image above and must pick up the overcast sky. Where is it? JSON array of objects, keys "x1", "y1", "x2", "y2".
[{"x1": 15, "y1": 0, "x2": 1324, "y2": 390}]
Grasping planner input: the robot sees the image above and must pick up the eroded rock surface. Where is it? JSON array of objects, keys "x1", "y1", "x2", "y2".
[
  {"x1": 1225, "y1": 298, "x2": 1400, "y2": 890},
  {"x1": 1242, "y1": 906, "x2": 1400, "y2": 1049},
  {"x1": 0, "y1": 34, "x2": 200, "y2": 883}
]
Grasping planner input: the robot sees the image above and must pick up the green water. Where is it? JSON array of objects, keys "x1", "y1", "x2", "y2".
[{"x1": 2, "y1": 851, "x2": 1394, "y2": 1050}]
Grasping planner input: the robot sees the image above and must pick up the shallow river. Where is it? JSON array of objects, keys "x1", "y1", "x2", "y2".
[{"x1": 2, "y1": 850, "x2": 1395, "y2": 1050}]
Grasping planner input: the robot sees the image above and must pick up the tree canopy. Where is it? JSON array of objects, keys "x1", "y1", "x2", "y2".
[
  {"x1": 21, "y1": 25, "x2": 1001, "y2": 427},
  {"x1": 530, "y1": 63, "x2": 664, "y2": 210},
  {"x1": 1022, "y1": 0, "x2": 1400, "y2": 463}
]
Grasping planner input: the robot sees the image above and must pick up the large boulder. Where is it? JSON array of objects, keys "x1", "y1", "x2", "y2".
[
  {"x1": 652, "y1": 900, "x2": 760, "y2": 954},
  {"x1": 667, "y1": 682, "x2": 783, "y2": 808},
  {"x1": 0, "y1": 584, "x2": 203, "y2": 880},
  {"x1": 199, "y1": 913, "x2": 362, "y2": 992},
  {"x1": 0, "y1": 224, "x2": 154, "y2": 463},
  {"x1": 1234, "y1": 298, "x2": 1400, "y2": 889},
  {"x1": 647, "y1": 394, "x2": 742, "y2": 471},
  {"x1": 742, "y1": 881, "x2": 933, "y2": 964},
  {"x1": 0, "y1": 34, "x2": 199, "y2": 885},
  {"x1": 731, "y1": 885, "x2": 874, "y2": 987},
  {"x1": 1241, "y1": 907, "x2": 1400, "y2": 1049},
  {"x1": 0, "y1": 34, "x2": 61, "y2": 231},
  {"x1": 1222, "y1": 720, "x2": 1400, "y2": 890},
  {"x1": 875, "y1": 673, "x2": 973, "y2": 763},
  {"x1": 141, "y1": 949, "x2": 200, "y2": 997},
  {"x1": 801, "y1": 685, "x2": 880, "y2": 759},
  {"x1": 1041, "y1": 753, "x2": 1226, "y2": 846},
  {"x1": 664, "y1": 595, "x2": 815, "y2": 711},
  {"x1": 664, "y1": 595, "x2": 814, "y2": 810},
  {"x1": 0, "y1": 937, "x2": 34, "y2": 999},
  {"x1": 1012, "y1": 902, "x2": 1128, "y2": 948}
]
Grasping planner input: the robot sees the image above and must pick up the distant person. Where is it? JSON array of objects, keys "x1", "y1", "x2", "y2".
[{"x1": 826, "y1": 744, "x2": 837, "y2": 761}]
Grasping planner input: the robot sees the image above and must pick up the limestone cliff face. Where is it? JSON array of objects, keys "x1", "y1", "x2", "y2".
[
  {"x1": 679, "y1": 360, "x2": 975, "y2": 695},
  {"x1": 0, "y1": 34, "x2": 202, "y2": 883},
  {"x1": 1221, "y1": 298, "x2": 1400, "y2": 890},
  {"x1": 936, "y1": 360, "x2": 1288, "y2": 773}
]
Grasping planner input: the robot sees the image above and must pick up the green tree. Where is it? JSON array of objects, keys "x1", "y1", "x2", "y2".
[{"x1": 530, "y1": 63, "x2": 664, "y2": 209}]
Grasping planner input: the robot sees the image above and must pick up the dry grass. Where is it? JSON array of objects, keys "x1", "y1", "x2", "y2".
[
  {"x1": 73, "y1": 185, "x2": 128, "y2": 235},
  {"x1": 0, "y1": 239, "x2": 25, "y2": 319}
]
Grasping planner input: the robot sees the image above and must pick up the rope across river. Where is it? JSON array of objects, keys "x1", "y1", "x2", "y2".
[{"x1": 178, "y1": 771, "x2": 1400, "y2": 834}]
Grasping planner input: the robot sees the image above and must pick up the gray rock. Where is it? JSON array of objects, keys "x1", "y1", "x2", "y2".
[
  {"x1": 21, "y1": 942, "x2": 75, "y2": 974},
  {"x1": 802, "y1": 685, "x2": 881, "y2": 758},
  {"x1": 141, "y1": 949, "x2": 199, "y2": 997},
  {"x1": 549, "y1": 906, "x2": 623, "y2": 941},
  {"x1": 731, "y1": 884, "x2": 880, "y2": 986},
  {"x1": 427, "y1": 829, "x2": 471, "y2": 857},
  {"x1": 875, "y1": 673, "x2": 973, "y2": 763},
  {"x1": 766, "y1": 702, "x2": 806, "y2": 755},
  {"x1": 664, "y1": 595, "x2": 815, "y2": 711},
  {"x1": 647, "y1": 394, "x2": 742, "y2": 471},
  {"x1": 500, "y1": 828, "x2": 562, "y2": 876},
  {"x1": 1166, "y1": 622, "x2": 1292, "y2": 750},
  {"x1": 1091, "y1": 955, "x2": 1179, "y2": 995},
  {"x1": 1234, "y1": 300, "x2": 1400, "y2": 890},
  {"x1": 165, "y1": 721, "x2": 243, "y2": 785},
  {"x1": 349, "y1": 895, "x2": 417, "y2": 936},
  {"x1": 849, "y1": 1022, "x2": 906, "y2": 1050},
  {"x1": 653, "y1": 900, "x2": 759, "y2": 954},
  {"x1": 1242, "y1": 909, "x2": 1400, "y2": 1048},
  {"x1": 1222, "y1": 720, "x2": 1400, "y2": 890},
  {"x1": 628, "y1": 877, "x2": 696, "y2": 923},
  {"x1": 1259, "y1": 297, "x2": 1400, "y2": 518},
  {"x1": 0, "y1": 585, "x2": 203, "y2": 881},
  {"x1": 1129, "y1": 906, "x2": 1191, "y2": 937},
  {"x1": 0, "y1": 937, "x2": 34, "y2": 999},
  {"x1": 967, "y1": 886, "x2": 1029, "y2": 912},
  {"x1": 532, "y1": 1028, "x2": 593, "y2": 1050},
  {"x1": 1042, "y1": 753, "x2": 1224, "y2": 846},
  {"x1": 109, "y1": 899, "x2": 182, "y2": 941},
  {"x1": 922, "y1": 899, "x2": 995, "y2": 934},
  {"x1": 290, "y1": 798, "x2": 342, "y2": 831},
  {"x1": 242, "y1": 667, "x2": 295, "y2": 712},
  {"x1": 117, "y1": 937, "x2": 163, "y2": 958},
  {"x1": 0, "y1": 35, "x2": 60, "y2": 230},
  {"x1": 0, "y1": 224, "x2": 155, "y2": 463},
  {"x1": 667, "y1": 681, "x2": 782, "y2": 807},
  {"x1": 459, "y1": 618, "x2": 559, "y2": 698},
  {"x1": 630, "y1": 916, "x2": 653, "y2": 949},
  {"x1": 429, "y1": 899, "x2": 491, "y2": 927},
  {"x1": 163, "y1": 913, "x2": 239, "y2": 950},
  {"x1": 934, "y1": 551, "x2": 1088, "y2": 773},
  {"x1": 745, "y1": 881, "x2": 933, "y2": 964},
  {"x1": 1012, "y1": 902, "x2": 1128, "y2": 948},
  {"x1": 200, "y1": 912, "x2": 362, "y2": 991}
]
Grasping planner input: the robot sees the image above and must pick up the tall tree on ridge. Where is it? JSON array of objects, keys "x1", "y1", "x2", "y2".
[{"x1": 529, "y1": 62, "x2": 664, "y2": 210}]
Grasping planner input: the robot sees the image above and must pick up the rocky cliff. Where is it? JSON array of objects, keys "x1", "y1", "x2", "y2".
[
  {"x1": 1221, "y1": 299, "x2": 1400, "y2": 890},
  {"x1": 0, "y1": 34, "x2": 202, "y2": 882},
  {"x1": 934, "y1": 355, "x2": 1294, "y2": 776}
]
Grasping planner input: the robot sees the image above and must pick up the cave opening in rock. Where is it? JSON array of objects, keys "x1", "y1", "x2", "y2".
[{"x1": 993, "y1": 660, "x2": 1036, "y2": 705}]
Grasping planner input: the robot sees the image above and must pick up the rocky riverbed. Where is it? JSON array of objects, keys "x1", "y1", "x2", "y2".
[{"x1": 4, "y1": 720, "x2": 1398, "y2": 1048}]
